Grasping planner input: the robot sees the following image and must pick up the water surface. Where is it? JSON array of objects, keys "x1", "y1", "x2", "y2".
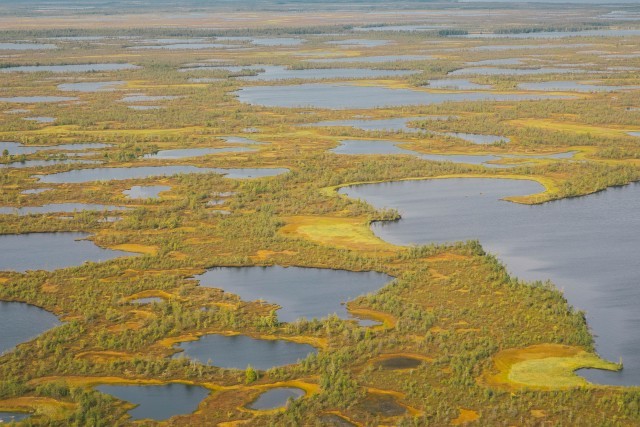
[
  {"x1": 248, "y1": 388, "x2": 305, "y2": 410},
  {"x1": 238, "y1": 65, "x2": 415, "y2": 81},
  {"x1": 174, "y1": 334, "x2": 317, "y2": 370},
  {"x1": 95, "y1": 384, "x2": 209, "y2": 421},
  {"x1": 0, "y1": 96, "x2": 77, "y2": 103},
  {"x1": 0, "y1": 43, "x2": 56, "y2": 50},
  {"x1": 236, "y1": 83, "x2": 566, "y2": 109},
  {"x1": 0, "y1": 203, "x2": 125, "y2": 216},
  {"x1": 0, "y1": 412, "x2": 30, "y2": 423},
  {"x1": 0, "y1": 301, "x2": 60, "y2": 355},
  {"x1": 326, "y1": 39, "x2": 390, "y2": 47},
  {"x1": 123, "y1": 185, "x2": 171, "y2": 199},
  {"x1": 340, "y1": 179, "x2": 640, "y2": 385},
  {"x1": 196, "y1": 266, "x2": 393, "y2": 322},
  {"x1": 428, "y1": 79, "x2": 493, "y2": 90},
  {"x1": 0, "y1": 232, "x2": 134, "y2": 272}
]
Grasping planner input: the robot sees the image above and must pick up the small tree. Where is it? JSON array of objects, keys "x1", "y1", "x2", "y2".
[{"x1": 245, "y1": 365, "x2": 258, "y2": 384}]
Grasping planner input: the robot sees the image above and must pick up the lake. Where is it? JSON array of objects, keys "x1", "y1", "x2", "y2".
[
  {"x1": 340, "y1": 178, "x2": 640, "y2": 386},
  {"x1": 173, "y1": 334, "x2": 317, "y2": 370},
  {"x1": 95, "y1": 383, "x2": 209, "y2": 421},
  {"x1": 248, "y1": 387, "x2": 305, "y2": 410},
  {"x1": 123, "y1": 185, "x2": 171, "y2": 199},
  {"x1": 236, "y1": 83, "x2": 567, "y2": 109},
  {"x1": 0, "y1": 301, "x2": 60, "y2": 355},
  {"x1": 0, "y1": 203, "x2": 126, "y2": 216},
  {"x1": 195, "y1": 266, "x2": 393, "y2": 323},
  {"x1": 0, "y1": 232, "x2": 135, "y2": 272}
]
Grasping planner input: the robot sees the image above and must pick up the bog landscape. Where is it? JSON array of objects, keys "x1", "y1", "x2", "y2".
[{"x1": 0, "y1": 0, "x2": 639, "y2": 425}]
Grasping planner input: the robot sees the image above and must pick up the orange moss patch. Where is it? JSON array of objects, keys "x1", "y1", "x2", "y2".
[
  {"x1": 451, "y1": 408, "x2": 480, "y2": 425},
  {"x1": 251, "y1": 249, "x2": 298, "y2": 260},
  {"x1": 41, "y1": 282, "x2": 59, "y2": 293},
  {"x1": 348, "y1": 306, "x2": 397, "y2": 329},
  {"x1": 125, "y1": 290, "x2": 174, "y2": 302},
  {"x1": 110, "y1": 243, "x2": 158, "y2": 255},
  {"x1": 426, "y1": 253, "x2": 470, "y2": 262},
  {"x1": 531, "y1": 409, "x2": 547, "y2": 418}
]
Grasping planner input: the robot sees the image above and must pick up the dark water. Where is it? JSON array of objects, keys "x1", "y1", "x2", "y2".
[
  {"x1": 340, "y1": 179, "x2": 640, "y2": 386},
  {"x1": 36, "y1": 166, "x2": 288, "y2": 183},
  {"x1": 236, "y1": 83, "x2": 567, "y2": 109},
  {"x1": 0, "y1": 301, "x2": 60, "y2": 355},
  {"x1": 174, "y1": 334, "x2": 317, "y2": 370},
  {"x1": 95, "y1": 383, "x2": 209, "y2": 421},
  {"x1": 0, "y1": 203, "x2": 125, "y2": 216},
  {"x1": 248, "y1": 387, "x2": 305, "y2": 410},
  {"x1": 0, "y1": 159, "x2": 100, "y2": 169},
  {"x1": 196, "y1": 266, "x2": 393, "y2": 323},
  {"x1": 0, "y1": 232, "x2": 135, "y2": 272},
  {"x1": 0, "y1": 412, "x2": 30, "y2": 423},
  {"x1": 123, "y1": 185, "x2": 171, "y2": 199}
]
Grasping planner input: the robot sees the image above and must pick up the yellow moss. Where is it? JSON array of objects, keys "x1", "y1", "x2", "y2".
[
  {"x1": 125, "y1": 290, "x2": 174, "y2": 302},
  {"x1": 481, "y1": 344, "x2": 621, "y2": 390},
  {"x1": 508, "y1": 119, "x2": 639, "y2": 137},
  {"x1": 347, "y1": 307, "x2": 397, "y2": 329},
  {"x1": 451, "y1": 408, "x2": 480, "y2": 425},
  {"x1": 76, "y1": 351, "x2": 134, "y2": 362},
  {"x1": 280, "y1": 215, "x2": 398, "y2": 253},
  {"x1": 110, "y1": 243, "x2": 158, "y2": 255},
  {"x1": 0, "y1": 397, "x2": 75, "y2": 421}
]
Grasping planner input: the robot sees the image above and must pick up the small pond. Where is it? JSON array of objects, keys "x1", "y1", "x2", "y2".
[
  {"x1": 248, "y1": 387, "x2": 305, "y2": 410},
  {"x1": 173, "y1": 334, "x2": 317, "y2": 370},
  {"x1": 123, "y1": 185, "x2": 171, "y2": 199},
  {"x1": 0, "y1": 301, "x2": 60, "y2": 355},
  {"x1": 95, "y1": 384, "x2": 209, "y2": 421},
  {"x1": 195, "y1": 266, "x2": 393, "y2": 323},
  {"x1": 0, "y1": 96, "x2": 77, "y2": 103},
  {"x1": 0, "y1": 203, "x2": 126, "y2": 216}
]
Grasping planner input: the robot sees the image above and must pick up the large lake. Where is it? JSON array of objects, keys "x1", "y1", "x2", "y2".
[
  {"x1": 196, "y1": 266, "x2": 393, "y2": 323},
  {"x1": 0, "y1": 232, "x2": 134, "y2": 272},
  {"x1": 340, "y1": 179, "x2": 640, "y2": 386},
  {"x1": 236, "y1": 84, "x2": 567, "y2": 109}
]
